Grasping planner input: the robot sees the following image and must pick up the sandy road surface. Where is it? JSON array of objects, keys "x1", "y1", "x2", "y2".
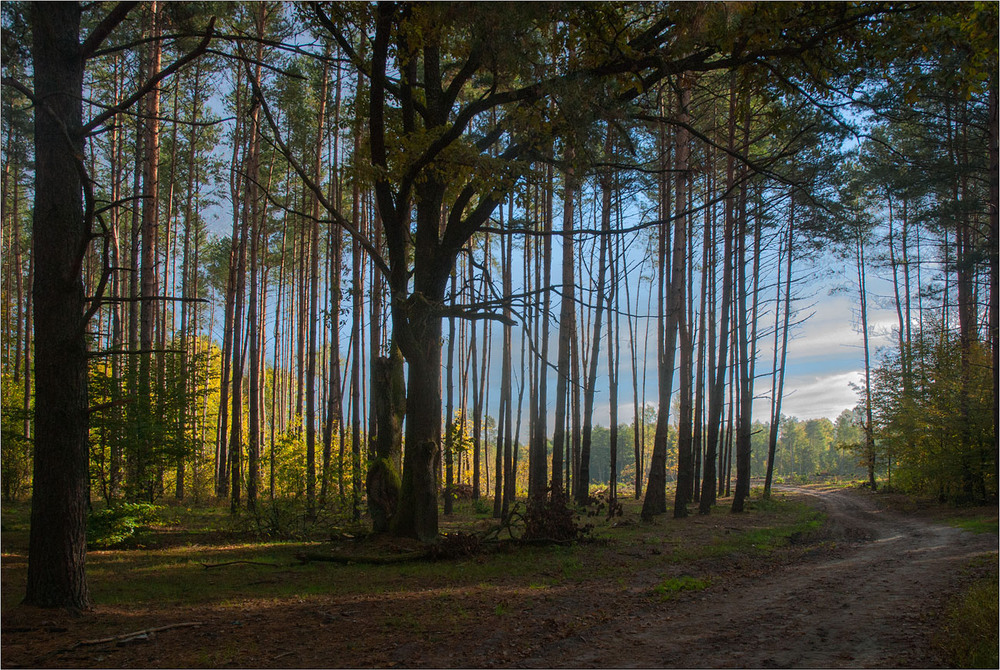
[{"x1": 501, "y1": 485, "x2": 997, "y2": 668}]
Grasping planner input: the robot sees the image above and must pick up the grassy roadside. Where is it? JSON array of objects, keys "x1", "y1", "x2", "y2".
[{"x1": 935, "y1": 553, "x2": 999, "y2": 669}]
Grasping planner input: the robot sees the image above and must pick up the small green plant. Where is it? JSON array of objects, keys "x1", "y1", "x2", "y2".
[
  {"x1": 560, "y1": 556, "x2": 583, "y2": 580},
  {"x1": 652, "y1": 575, "x2": 710, "y2": 600},
  {"x1": 472, "y1": 497, "x2": 492, "y2": 515},
  {"x1": 87, "y1": 502, "x2": 160, "y2": 548}
]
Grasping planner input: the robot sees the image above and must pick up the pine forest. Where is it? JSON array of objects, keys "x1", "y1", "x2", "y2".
[{"x1": 1, "y1": 2, "x2": 997, "y2": 667}]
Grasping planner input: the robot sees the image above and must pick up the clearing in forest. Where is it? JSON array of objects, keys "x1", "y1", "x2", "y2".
[{"x1": 1, "y1": 484, "x2": 996, "y2": 668}]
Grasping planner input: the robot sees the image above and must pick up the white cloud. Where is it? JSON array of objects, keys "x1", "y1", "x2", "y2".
[
  {"x1": 784, "y1": 296, "x2": 896, "y2": 365},
  {"x1": 779, "y1": 370, "x2": 865, "y2": 421}
]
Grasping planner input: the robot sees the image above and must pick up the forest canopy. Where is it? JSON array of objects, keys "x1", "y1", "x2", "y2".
[{"x1": 1, "y1": 1, "x2": 996, "y2": 610}]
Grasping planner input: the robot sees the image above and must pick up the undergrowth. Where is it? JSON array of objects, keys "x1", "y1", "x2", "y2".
[
  {"x1": 935, "y1": 554, "x2": 999, "y2": 668},
  {"x1": 4, "y1": 492, "x2": 825, "y2": 614},
  {"x1": 87, "y1": 502, "x2": 160, "y2": 548}
]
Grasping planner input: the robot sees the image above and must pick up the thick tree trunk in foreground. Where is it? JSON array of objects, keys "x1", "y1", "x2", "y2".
[{"x1": 25, "y1": 1, "x2": 91, "y2": 610}]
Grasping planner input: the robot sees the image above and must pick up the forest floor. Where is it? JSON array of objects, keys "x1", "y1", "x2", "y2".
[{"x1": 1, "y1": 483, "x2": 996, "y2": 668}]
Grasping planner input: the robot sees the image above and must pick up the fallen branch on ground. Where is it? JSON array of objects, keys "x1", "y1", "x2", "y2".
[
  {"x1": 200, "y1": 560, "x2": 282, "y2": 569},
  {"x1": 71, "y1": 622, "x2": 203, "y2": 649},
  {"x1": 295, "y1": 551, "x2": 431, "y2": 565}
]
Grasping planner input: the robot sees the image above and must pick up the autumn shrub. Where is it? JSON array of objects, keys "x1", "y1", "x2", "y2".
[
  {"x1": 87, "y1": 502, "x2": 160, "y2": 548},
  {"x1": 0, "y1": 374, "x2": 32, "y2": 502}
]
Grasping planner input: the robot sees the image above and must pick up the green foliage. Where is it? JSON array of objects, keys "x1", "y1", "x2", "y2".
[
  {"x1": 447, "y1": 411, "x2": 474, "y2": 457},
  {"x1": 270, "y1": 419, "x2": 309, "y2": 498},
  {"x1": 87, "y1": 502, "x2": 161, "y2": 549},
  {"x1": 870, "y1": 333, "x2": 996, "y2": 504},
  {"x1": 87, "y1": 338, "x2": 222, "y2": 503},
  {"x1": 472, "y1": 497, "x2": 492, "y2": 516},
  {"x1": 750, "y1": 412, "x2": 866, "y2": 480},
  {"x1": 589, "y1": 423, "x2": 638, "y2": 486},
  {"x1": 0, "y1": 374, "x2": 32, "y2": 502}
]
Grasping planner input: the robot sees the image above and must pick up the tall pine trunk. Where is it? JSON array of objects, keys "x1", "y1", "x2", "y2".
[
  {"x1": 577, "y1": 132, "x2": 613, "y2": 505},
  {"x1": 672, "y1": 78, "x2": 693, "y2": 517},
  {"x1": 25, "y1": 1, "x2": 91, "y2": 610},
  {"x1": 551, "y1": 155, "x2": 577, "y2": 497}
]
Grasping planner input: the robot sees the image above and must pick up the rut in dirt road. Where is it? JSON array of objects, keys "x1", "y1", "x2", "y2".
[{"x1": 516, "y1": 486, "x2": 997, "y2": 669}]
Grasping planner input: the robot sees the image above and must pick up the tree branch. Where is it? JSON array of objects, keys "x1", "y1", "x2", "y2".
[
  {"x1": 83, "y1": 17, "x2": 215, "y2": 135},
  {"x1": 80, "y1": 1, "x2": 140, "y2": 60},
  {"x1": 236, "y1": 43, "x2": 391, "y2": 280}
]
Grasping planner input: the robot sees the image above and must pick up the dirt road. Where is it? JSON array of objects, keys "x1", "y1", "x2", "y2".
[{"x1": 506, "y1": 485, "x2": 997, "y2": 668}]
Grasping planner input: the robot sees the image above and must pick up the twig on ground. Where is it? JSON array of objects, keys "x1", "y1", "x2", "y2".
[
  {"x1": 294, "y1": 551, "x2": 431, "y2": 565},
  {"x1": 71, "y1": 622, "x2": 204, "y2": 649},
  {"x1": 199, "y1": 560, "x2": 282, "y2": 569}
]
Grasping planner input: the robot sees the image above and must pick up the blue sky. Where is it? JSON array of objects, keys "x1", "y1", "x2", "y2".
[{"x1": 205, "y1": 186, "x2": 900, "y2": 432}]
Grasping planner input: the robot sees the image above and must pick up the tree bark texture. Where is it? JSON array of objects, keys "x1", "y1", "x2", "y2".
[{"x1": 25, "y1": 1, "x2": 91, "y2": 611}]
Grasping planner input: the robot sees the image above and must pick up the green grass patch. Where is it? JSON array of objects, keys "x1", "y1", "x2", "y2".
[
  {"x1": 652, "y1": 575, "x2": 710, "y2": 600},
  {"x1": 935, "y1": 554, "x2": 999, "y2": 668},
  {"x1": 945, "y1": 516, "x2": 998, "y2": 535},
  {"x1": 669, "y1": 498, "x2": 825, "y2": 562},
  {"x1": 2, "y1": 492, "x2": 829, "y2": 619}
]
